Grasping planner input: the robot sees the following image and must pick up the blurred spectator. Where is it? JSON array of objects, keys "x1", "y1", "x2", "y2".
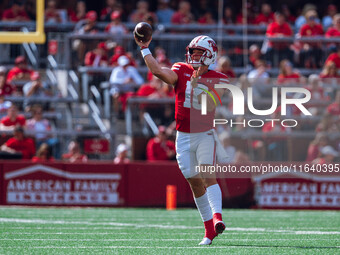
[
  {"x1": 312, "y1": 145, "x2": 338, "y2": 164},
  {"x1": 198, "y1": 10, "x2": 216, "y2": 25},
  {"x1": 194, "y1": 0, "x2": 215, "y2": 21},
  {"x1": 325, "y1": 46, "x2": 340, "y2": 68},
  {"x1": 236, "y1": 2, "x2": 256, "y2": 25},
  {"x1": 109, "y1": 55, "x2": 143, "y2": 95},
  {"x1": 298, "y1": 10, "x2": 324, "y2": 68},
  {"x1": 255, "y1": 3, "x2": 274, "y2": 25},
  {"x1": 23, "y1": 72, "x2": 53, "y2": 111},
  {"x1": 45, "y1": 0, "x2": 62, "y2": 24},
  {"x1": 84, "y1": 42, "x2": 108, "y2": 67},
  {"x1": 216, "y1": 56, "x2": 236, "y2": 80},
  {"x1": 146, "y1": 47, "x2": 171, "y2": 81},
  {"x1": 247, "y1": 59, "x2": 270, "y2": 96},
  {"x1": 1, "y1": 1, "x2": 30, "y2": 21},
  {"x1": 219, "y1": 131, "x2": 236, "y2": 163},
  {"x1": 26, "y1": 104, "x2": 60, "y2": 159},
  {"x1": 156, "y1": 0, "x2": 174, "y2": 24},
  {"x1": 315, "y1": 112, "x2": 339, "y2": 133},
  {"x1": 281, "y1": 5, "x2": 296, "y2": 25},
  {"x1": 62, "y1": 140, "x2": 88, "y2": 162},
  {"x1": 110, "y1": 56, "x2": 144, "y2": 115},
  {"x1": 320, "y1": 61, "x2": 340, "y2": 79},
  {"x1": 305, "y1": 74, "x2": 325, "y2": 100},
  {"x1": 171, "y1": 1, "x2": 194, "y2": 24},
  {"x1": 32, "y1": 143, "x2": 54, "y2": 162},
  {"x1": 113, "y1": 143, "x2": 130, "y2": 164},
  {"x1": 104, "y1": 11, "x2": 127, "y2": 40},
  {"x1": 306, "y1": 132, "x2": 329, "y2": 162},
  {"x1": 109, "y1": 46, "x2": 136, "y2": 67},
  {"x1": 248, "y1": 44, "x2": 263, "y2": 68},
  {"x1": 0, "y1": 104, "x2": 26, "y2": 131},
  {"x1": 295, "y1": 4, "x2": 319, "y2": 31},
  {"x1": 322, "y1": 4, "x2": 338, "y2": 30},
  {"x1": 146, "y1": 126, "x2": 176, "y2": 161},
  {"x1": 327, "y1": 89, "x2": 340, "y2": 116},
  {"x1": 223, "y1": 7, "x2": 235, "y2": 24},
  {"x1": 262, "y1": 108, "x2": 288, "y2": 161},
  {"x1": 73, "y1": 10, "x2": 99, "y2": 64},
  {"x1": 68, "y1": 0, "x2": 87, "y2": 22},
  {"x1": 129, "y1": 0, "x2": 157, "y2": 24},
  {"x1": 7, "y1": 56, "x2": 34, "y2": 82},
  {"x1": 100, "y1": 0, "x2": 121, "y2": 21},
  {"x1": 325, "y1": 14, "x2": 340, "y2": 53},
  {"x1": 264, "y1": 12, "x2": 294, "y2": 66},
  {"x1": 0, "y1": 66, "x2": 15, "y2": 96},
  {"x1": 0, "y1": 96, "x2": 12, "y2": 116},
  {"x1": 277, "y1": 59, "x2": 301, "y2": 85},
  {"x1": 0, "y1": 126, "x2": 35, "y2": 159}
]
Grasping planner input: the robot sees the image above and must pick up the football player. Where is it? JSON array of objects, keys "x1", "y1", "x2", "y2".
[{"x1": 135, "y1": 34, "x2": 228, "y2": 245}]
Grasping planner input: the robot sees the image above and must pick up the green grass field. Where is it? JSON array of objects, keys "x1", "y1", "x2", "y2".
[{"x1": 0, "y1": 207, "x2": 339, "y2": 254}]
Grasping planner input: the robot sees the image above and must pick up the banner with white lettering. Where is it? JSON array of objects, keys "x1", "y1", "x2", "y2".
[
  {"x1": 254, "y1": 172, "x2": 340, "y2": 209},
  {"x1": 3, "y1": 162, "x2": 126, "y2": 206}
]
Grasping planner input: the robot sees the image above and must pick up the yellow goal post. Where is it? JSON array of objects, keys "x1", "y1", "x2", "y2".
[{"x1": 0, "y1": 0, "x2": 45, "y2": 44}]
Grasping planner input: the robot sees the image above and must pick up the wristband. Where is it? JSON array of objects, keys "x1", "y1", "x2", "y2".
[{"x1": 141, "y1": 48, "x2": 151, "y2": 58}]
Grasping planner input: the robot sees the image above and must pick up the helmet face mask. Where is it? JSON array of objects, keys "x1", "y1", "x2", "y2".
[{"x1": 185, "y1": 35, "x2": 218, "y2": 67}]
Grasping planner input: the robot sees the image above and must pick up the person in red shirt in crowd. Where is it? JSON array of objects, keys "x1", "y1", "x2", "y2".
[
  {"x1": 255, "y1": 3, "x2": 274, "y2": 25},
  {"x1": 277, "y1": 59, "x2": 301, "y2": 85},
  {"x1": 0, "y1": 104, "x2": 26, "y2": 131},
  {"x1": 84, "y1": 42, "x2": 108, "y2": 67},
  {"x1": 306, "y1": 132, "x2": 329, "y2": 162},
  {"x1": 7, "y1": 56, "x2": 34, "y2": 83},
  {"x1": 325, "y1": 14, "x2": 340, "y2": 53},
  {"x1": 62, "y1": 140, "x2": 88, "y2": 163},
  {"x1": 32, "y1": 143, "x2": 54, "y2": 162},
  {"x1": 146, "y1": 126, "x2": 176, "y2": 161},
  {"x1": 129, "y1": 0, "x2": 157, "y2": 24},
  {"x1": 325, "y1": 46, "x2": 340, "y2": 68},
  {"x1": 0, "y1": 66, "x2": 14, "y2": 96},
  {"x1": 216, "y1": 56, "x2": 236, "y2": 81},
  {"x1": 109, "y1": 46, "x2": 136, "y2": 67},
  {"x1": 104, "y1": 11, "x2": 127, "y2": 40},
  {"x1": 45, "y1": 0, "x2": 62, "y2": 24},
  {"x1": 327, "y1": 89, "x2": 340, "y2": 116},
  {"x1": 236, "y1": 2, "x2": 256, "y2": 25},
  {"x1": 319, "y1": 61, "x2": 340, "y2": 88},
  {"x1": 312, "y1": 145, "x2": 338, "y2": 164},
  {"x1": 265, "y1": 12, "x2": 294, "y2": 66},
  {"x1": 298, "y1": 10, "x2": 324, "y2": 68},
  {"x1": 198, "y1": 11, "x2": 216, "y2": 25},
  {"x1": 68, "y1": 0, "x2": 87, "y2": 22},
  {"x1": 0, "y1": 126, "x2": 35, "y2": 159},
  {"x1": 171, "y1": 1, "x2": 194, "y2": 24},
  {"x1": 100, "y1": 0, "x2": 121, "y2": 21},
  {"x1": 1, "y1": 1, "x2": 30, "y2": 21},
  {"x1": 113, "y1": 143, "x2": 130, "y2": 164}
]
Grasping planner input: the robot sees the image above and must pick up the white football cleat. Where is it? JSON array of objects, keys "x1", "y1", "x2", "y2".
[
  {"x1": 199, "y1": 237, "x2": 212, "y2": 245},
  {"x1": 214, "y1": 221, "x2": 226, "y2": 234}
]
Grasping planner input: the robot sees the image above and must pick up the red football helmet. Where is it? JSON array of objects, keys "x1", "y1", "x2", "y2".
[{"x1": 186, "y1": 35, "x2": 218, "y2": 67}]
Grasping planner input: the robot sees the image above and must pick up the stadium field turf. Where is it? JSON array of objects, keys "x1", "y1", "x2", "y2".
[{"x1": 0, "y1": 207, "x2": 339, "y2": 254}]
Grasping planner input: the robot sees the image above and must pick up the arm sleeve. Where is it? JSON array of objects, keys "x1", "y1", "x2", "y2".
[{"x1": 130, "y1": 68, "x2": 144, "y2": 85}]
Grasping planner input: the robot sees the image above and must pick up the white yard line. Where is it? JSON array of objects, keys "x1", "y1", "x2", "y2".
[{"x1": 1, "y1": 218, "x2": 340, "y2": 235}]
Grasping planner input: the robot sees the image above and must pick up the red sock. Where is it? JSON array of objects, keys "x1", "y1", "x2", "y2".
[
  {"x1": 203, "y1": 219, "x2": 217, "y2": 240},
  {"x1": 213, "y1": 213, "x2": 223, "y2": 223}
]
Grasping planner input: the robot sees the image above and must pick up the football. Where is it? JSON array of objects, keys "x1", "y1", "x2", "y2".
[{"x1": 134, "y1": 22, "x2": 153, "y2": 43}]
